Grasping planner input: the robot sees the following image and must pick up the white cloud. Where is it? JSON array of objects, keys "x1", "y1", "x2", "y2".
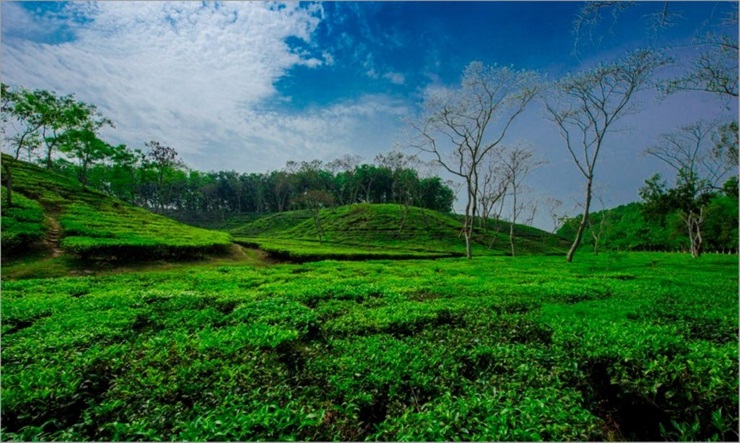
[
  {"x1": 1, "y1": 2, "x2": 69, "y2": 42},
  {"x1": 1, "y1": 1, "x2": 406, "y2": 173},
  {"x1": 383, "y1": 71, "x2": 405, "y2": 85}
]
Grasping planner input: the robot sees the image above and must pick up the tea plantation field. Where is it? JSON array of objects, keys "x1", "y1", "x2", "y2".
[
  {"x1": 1, "y1": 252, "x2": 737, "y2": 441},
  {"x1": 1, "y1": 155, "x2": 232, "y2": 261},
  {"x1": 229, "y1": 203, "x2": 568, "y2": 261}
]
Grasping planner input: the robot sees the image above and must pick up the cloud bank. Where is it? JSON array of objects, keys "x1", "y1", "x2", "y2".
[{"x1": 1, "y1": 2, "x2": 406, "y2": 172}]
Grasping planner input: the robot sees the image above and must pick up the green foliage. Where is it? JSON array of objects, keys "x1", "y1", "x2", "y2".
[
  {"x1": 2, "y1": 155, "x2": 232, "y2": 260},
  {"x1": 1, "y1": 187, "x2": 47, "y2": 252},
  {"x1": 638, "y1": 168, "x2": 737, "y2": 256},
  {"x1": 233, "y1": 203, "x2": 569, "y2": 261},
  {"x1": 1, "y1": 253, "x2": 737, "y2": 441},
  {"x1": 559, "y1": 197, "x2": 739, "y2": 253},
  {"x1": 59, "y1": 202, "x2": 232, "y2": 260}
]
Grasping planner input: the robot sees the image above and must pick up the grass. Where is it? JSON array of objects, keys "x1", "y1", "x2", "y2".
[
  {"x1": 1, "y1": 252, "x2": 737, "y2": 441},
  {"x1": 231, "y1": 203, "x2": 569, "y2": 261},
  {"x1": 2, "y1": 155, "x2": 232, "y2": 261}
]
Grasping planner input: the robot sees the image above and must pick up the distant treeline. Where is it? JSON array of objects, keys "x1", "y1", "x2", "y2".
[
  {"x1": 1, "y1": 83, "x2": 454, "y2": 215},
  {"x1": 10, "y1": 141, "x2": 457, "y2": 216},
  {"x1": 558, "y1": 181, "x2": 739, "y2": 254},
  {"x1": 59, "y1": 153, "x2": 456, "y2": 215}
]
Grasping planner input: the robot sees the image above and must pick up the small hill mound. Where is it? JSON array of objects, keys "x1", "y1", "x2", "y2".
[
  {"x1": 1, "y1": 155, "x2": 232, "y2": 260},
  {"x1": 231, "y1": 203, "x2": 568, "y2": 261}
]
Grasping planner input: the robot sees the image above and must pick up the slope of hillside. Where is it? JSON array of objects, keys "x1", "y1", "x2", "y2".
[
  {"x1": 558, "y1": 200, "x2": 739, "y2": 253},
  {"x1": 1, "y1": 187, "x2": 47, "y2": 254},
  {"x1": 1, "y1": 155, "x2": 232, "y2": 260},
  {"x1": 231, "y1": 203, "x2": 569, "y2": 261}
]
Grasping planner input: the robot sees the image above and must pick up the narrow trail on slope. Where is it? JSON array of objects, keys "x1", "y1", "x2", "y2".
[{"x1": 45, "y1": 216, "x2": 64, "y2": 258}]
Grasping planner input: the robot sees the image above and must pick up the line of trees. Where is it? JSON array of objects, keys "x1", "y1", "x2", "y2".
[{"x1": 0, "y1": 84, "x2": 455, "y2": 217}]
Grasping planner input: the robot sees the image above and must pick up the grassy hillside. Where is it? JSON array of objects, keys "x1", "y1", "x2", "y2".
[
  {"x1": 2, "y1": 253, "x2": 736, "y2": 441},
  {"x1": 1, "y1": 155, "x2": 232, "y2": 261},
  {"x1": 559, "y1": 198, "x2": 738, "y2": 254},
  {"x1": 1, "y1": 187, "x2": 48, "y2": 253},
  {"x1": 230, "y1": 203, "x2": 569, "y2": 261}
]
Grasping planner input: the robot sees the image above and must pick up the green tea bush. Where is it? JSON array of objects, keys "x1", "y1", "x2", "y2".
[
  {"x1": 370, "y1": 385, "x2": 603, "y2": 441},
  {"x1": 231, "y1": 203, "x2": 569, "y2": 260},
  {"x1": 1, "y1": 188, "x2": 47, "y2": 253},
  {"x1": 3, "y1": 157, "x2": 233, "y2": 261},
  {"x1": 59, "y1": 203, "x2": 232, "y2": 260},
  {"x1": 1, "y1": 253, "x2": 737, "y2": 441}
]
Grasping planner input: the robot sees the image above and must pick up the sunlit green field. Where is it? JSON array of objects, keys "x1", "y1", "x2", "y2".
[
  {"x1": 2, "y1": 155, "x2": 232, "y2": 261},
  {"x1": 231, "y1": 203, "x2": 568, "y2": 261},
  {"x1": 2, "y1": 252, "x2": 737, "y2": 441}
]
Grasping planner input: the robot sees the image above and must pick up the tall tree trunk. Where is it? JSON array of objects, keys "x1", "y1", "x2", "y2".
[
  {"x1": 510, "y1": 185, "x2": 517, "y2": 257},
  {"x1": 464, "y1": 228, "x2": 472, "y2": 259},
  {"x1": 464, "y1": 186, "x2": 474, "y2": 259},
  {"x1": 509, "y1": 222, "x2": 516, "y2": 257},
  {"x1": 567, "y1": 178, "x2": 592, "y2": 263},
  {"x1": 686, "y1": 209, "x2": 704, "y2": 258}
]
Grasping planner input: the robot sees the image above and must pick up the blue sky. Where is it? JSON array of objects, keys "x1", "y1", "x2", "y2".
[{"x1": 1, "y1": 1, "x2": 737, "y2": 229}]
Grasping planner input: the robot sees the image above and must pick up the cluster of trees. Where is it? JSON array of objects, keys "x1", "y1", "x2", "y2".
[
  {"x1": 639, "y1": 121, "x2": 738, "y2": 257},
  {"x1": 0, "y1": 84, "x2": 455, "y2": 216},
  {"x1": 559, "y1": 179, "x2": 738, "y2": 255},
  {"x1": 1, "y1": 83, "x2": 116, "y2": 206},
  {"x1": 558, "y1": 120, "x2": 738, "y2": 256},
  {"x1": 83, "y1": 151, "x2": 455, "y2": 216}
]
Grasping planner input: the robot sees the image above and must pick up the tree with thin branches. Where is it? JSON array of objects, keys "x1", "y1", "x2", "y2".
[
  {"x1": 405, "y1": 61, "x2": 539, "y2": 259},
  {"x1": 499, "y1": 144, "x2": 545, "y2": 257},
  {"x1": 545, "y1": 49, "x2": 668, "y2": 262},
  {"x1": 642, "y1": 121, "x2": 737, "y2": 257}
]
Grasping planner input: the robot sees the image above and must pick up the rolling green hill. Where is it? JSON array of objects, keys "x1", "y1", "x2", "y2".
[
  {"x1": 1, "y1": 155, "x2": 232, "y2": 261},
  {"x1": 1, "y1": 156, "x2": 568, "y2": 265},
  {"x1": 230, "y1": 203, "x2": 569, "y2": 261}
]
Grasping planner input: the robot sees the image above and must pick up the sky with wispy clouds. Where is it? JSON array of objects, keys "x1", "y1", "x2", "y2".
[{"x1": 1, "y1": 1, "x2": 737, "y2": 228}]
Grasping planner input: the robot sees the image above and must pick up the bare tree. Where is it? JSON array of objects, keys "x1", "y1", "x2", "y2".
[
  {"x1": 523, "y1": 199, "x2": 539, "y2": 228},
  {"x1": 665, "y1": 5, "x2": 738, "y2": 98},
  {"x1": 646, "y1": 121, "x2": 735, "y2": 186},
  {"x1": 544, "y1": 197, "x2": 565, "y2": 234},
  {"x1": 406, "y1": 61, "x2": 540, "y2": 259},
  {"x1": 545, "y1": 49, "x2": 667, "y2": 262},
  {"x1": 327, "y1": 154, "x2": 362, "y2": 205},
  {"x1": 570, "y1": 1, "x2": 737, "y2": 99},
  {"x1": 478, "y1": 148, "x2": 508, "y2": 234},
  {"x1": 499, "y1": 144, "x2": 545, "y2": 257},
  {"x1": 486, "y1": 189, "x2": 509, "y2": 251},
  {"x1": 294, "y1": 190, "x2": 335, "y2": 243},
  {"x1": 572, "y1": 1, "x2": 636, "y2": 59},
  {"x1": 586, "y1": 185, "x2": 610, "y2": 254}
]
